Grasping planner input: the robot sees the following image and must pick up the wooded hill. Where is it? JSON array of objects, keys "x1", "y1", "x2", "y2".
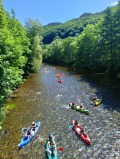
[{"x1": 41, "y1": 12, "x2": 103, "y2": 44}]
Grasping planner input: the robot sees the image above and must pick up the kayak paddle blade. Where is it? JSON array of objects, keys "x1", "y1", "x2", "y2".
[
  {"x1": 58, "y1": 147, "x2": 64, "y2": 151},
  {"x1": 69, "y1": 125, "x2": 73, "y2": 130},
  {"x1": 21, "y1": 128, "x2": 28, "y2": 134}
]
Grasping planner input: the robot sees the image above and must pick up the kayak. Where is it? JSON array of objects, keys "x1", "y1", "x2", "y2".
[
  {"x1": 94, "y1": 97, "x2": 102, "y2": 106},
  {"x1": 55, "y1": 73, "x2": 64, "y2": 78},
  {"x1": 69, "y1": 103, "x2": 90, "y2": 115},
  {"x1": 72, "y1": 120, "x2": 91, "y2": 146},
  {"x1": 76, "y1": 107, "x2": 90, "y2": 115},
  {"x1": 57, "y1": 79, "x2": 63, "y2": 83},
  {"x1": 55, "y1": 74, "x2": 61, "y2": 78},
  {"x1": 51, "y1": 67, "x2": 56, "y2": 70},
  {"x1": 18, "y1": 121, "x2": 41, "y2": 149},
  {"x1": 45, "y1": 134, "x2": 58, "y2": 159}
]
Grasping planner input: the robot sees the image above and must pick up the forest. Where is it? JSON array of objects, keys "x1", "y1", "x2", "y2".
[
  {"x1": 0, "y1": 0, "x2": 120, "y2": 128},
  {"x1": 42, "y1": 2, "x2": 120, "y2": 78}
]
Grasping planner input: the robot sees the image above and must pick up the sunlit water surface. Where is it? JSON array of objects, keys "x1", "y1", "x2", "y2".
[{"x1": 0, "y1": 65, "x2": 120, "y2": 159}]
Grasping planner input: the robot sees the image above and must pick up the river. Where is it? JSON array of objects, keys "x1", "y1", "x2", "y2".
[{"x1": 0, "y1": 64, "x2": 120, "y2": 159}]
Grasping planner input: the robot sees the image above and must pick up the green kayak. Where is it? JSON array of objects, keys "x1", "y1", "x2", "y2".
[{"x1": 69, "y1": 103, "x2": 90, "y2": 115}]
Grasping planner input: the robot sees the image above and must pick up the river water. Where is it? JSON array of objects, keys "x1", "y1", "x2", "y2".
[{"x1": 0, "y1": 64, "x2": 120, "y2": 159}]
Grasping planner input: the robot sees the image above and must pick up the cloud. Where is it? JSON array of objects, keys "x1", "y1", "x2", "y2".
[{"x1": 110, "y1": 1, "x2": 118, "y2": 6}]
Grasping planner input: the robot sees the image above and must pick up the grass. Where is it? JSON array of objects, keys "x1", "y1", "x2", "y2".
[{"x1": 6, "y1": 103, "x2": 16, "y2": 110}]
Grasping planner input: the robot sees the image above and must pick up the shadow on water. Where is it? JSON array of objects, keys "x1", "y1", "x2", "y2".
[{"x1": 76, "y1": 75, "x2": 120, "y2": 113}]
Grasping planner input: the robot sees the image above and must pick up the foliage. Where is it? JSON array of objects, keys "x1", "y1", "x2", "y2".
[
  {"x1": 25, "y1": 18, "x2": 43, "y2": 38},
  {"x1": 25, "y1": 19, "x2": 43, "y2": 73},
  {"x1": 0, "y1": 1, "x2": 30, "y2": 122},
  {"x1": 31, "y1": 35, "x2": 42, "y2": 72},
  {"x1": 43, "y1": 2, "x2": 120, "y2": 77},
  {"x1": 41, "y1": 12, "x2": 103, "y2": 44}
]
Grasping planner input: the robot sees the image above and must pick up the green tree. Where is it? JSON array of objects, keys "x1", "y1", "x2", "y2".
[
  {"x1": 99, "y1": 7, "x2": 117, "y2": 76},
  {"x1": 61, "y1": 37, "x2": 77, "y2": 67},
  {"x1": 31, "y1": 35, "x2": 42, "y2": 72},
  {"x1": 0, "y1": 5, "x2": 30, "y2": 104},
  {"x1": 112, "y1": 1, "x2": 120, "y2": 74},
  {"x1": 25, "y1": 19, "x2": 43, "y2": 72},
  {"x1": 25, "y1": 18, "x2": 43, "y2": 38},
  {"x1": 75, "y1": 24, "x2": 100, "y2": 72}
]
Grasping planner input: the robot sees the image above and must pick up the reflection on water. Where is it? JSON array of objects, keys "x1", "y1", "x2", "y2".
[{"x1": 0, "y1": 64, "x2": 120, "y2": 159}]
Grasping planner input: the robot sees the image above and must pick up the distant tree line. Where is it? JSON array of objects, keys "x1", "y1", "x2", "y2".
[{"x1": 41, "y1": 12, "x2": 103, "y2": 44}]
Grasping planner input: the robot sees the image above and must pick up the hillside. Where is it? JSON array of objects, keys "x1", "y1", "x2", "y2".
[{"x1": 41, "y1": 12, "x2": 103, "y2": 44}]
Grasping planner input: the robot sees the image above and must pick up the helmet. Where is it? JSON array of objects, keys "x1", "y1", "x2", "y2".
[
  {"x1": 80, "y1": 105, "x2": 82, "y2": 108},
  {"x1": 32, "y1": 122, "x2": 36, "y2": 127},
  {"x1": 49, "y1": 134, "x2": 52, "y2": 139},
  {"x1": 49, "y1": 134, "x2": 52, "y2": 137}
]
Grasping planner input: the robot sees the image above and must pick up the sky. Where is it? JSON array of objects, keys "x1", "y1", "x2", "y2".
[{"x1": 2, "y1": 0, "x2": 119, "y2": 26}]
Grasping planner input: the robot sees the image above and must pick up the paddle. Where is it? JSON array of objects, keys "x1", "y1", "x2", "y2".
[
  {"x1": 45, "y1": 147, "x2": 64, "y2": 152},
  {"x1": 86, "y1": 104, "x2": 96, "y2": 109},
  {"x1": 21, "y1": 127, "x2": 28, "y2": 134},
  {"x1": 69, "y1": 125, "x2": 73, "y2": 130},
  {"x1": 58, "y1": 147, "x2": 64, "y2": 151}
]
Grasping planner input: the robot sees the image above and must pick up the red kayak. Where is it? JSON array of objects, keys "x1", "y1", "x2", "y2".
[
  {"x1": 57, "y1": 79, "x2": 63, "y2": 83},
  {"x1": 72, "y1": 120, "x2": 91, "y2": 146}
]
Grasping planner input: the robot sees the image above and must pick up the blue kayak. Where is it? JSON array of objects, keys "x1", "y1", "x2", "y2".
[
  {"x1": 45, "y1": 134, "x2": 58, "y2": 159},
  {"x1": 18, "y1": 121, "x2": 41, "y2": 149}
]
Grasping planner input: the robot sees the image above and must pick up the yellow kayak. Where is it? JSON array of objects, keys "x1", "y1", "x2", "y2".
[{"x1": 95, "y1": 97, "x2": 102, "y2": 106}]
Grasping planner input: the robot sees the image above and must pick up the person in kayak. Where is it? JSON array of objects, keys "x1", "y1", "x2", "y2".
[
  {"x1": 29, "y1": 122, "x2": 37, "y2": 135},
  {"x1": 48, "y1": 134, "x2": 54, "y2": 146},
  {"x1": 32, "y1": 122, "x2": 36, "y2": 128},
  {"x1": 51, "y1": 145, "x2": 55, "y2": 156},
  {"x1": 92, "y1": 96, "x2": 97, "y2": 100},
  {"x1": 50, "y1": 141, "x2": 55, "y2": 156},
  {"x1": 47, "y1": 137, "x2": 55, "y2": 156},
  {"x1": 48, "y1": 134, "x2": 53, "y2": 141},
  {"x1": 72, "y1": 102, "x2": 77, "y2": 108},
  {"x1": 74, "y1": 120, "x2": 83, "y2": 129},
  {"x1": 75, "y1": 120, "x2": 79, "y2": 125},
  {"x1": 47, "y1": 144, "x2": 55, "y2": 156},
  {"x1": 24, "y1": 128, "x2": 31, "y2": 139},
  {"x1": 80, "y1": 129, "x2": 84, "y2": 133},
  {"x1": 90, "y1": 96, "x2": 100, "y2": 105},
  {"x1": 30, "y1": 122, "x2": 36, "y2": 130},
  {"x1": 96, "y1": 96, "x2": 101, "y2": 101},
  {"x1": 80, "y1": 103, "x2": 84, "y2": 109},
  {"x1": 26, "y1": 129, "x2": 31, "y2": 136},
  {"x1": 72, "y1": 102, "x2": 76, "y2": 106},
  {"x1": 90, "y1": 96, "x2": 97, "y2": 105}
]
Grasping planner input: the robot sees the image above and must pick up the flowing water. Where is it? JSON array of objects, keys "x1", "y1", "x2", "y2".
[{"x1": 0, "y1": 64, "x2": 120, "y2": 159}]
